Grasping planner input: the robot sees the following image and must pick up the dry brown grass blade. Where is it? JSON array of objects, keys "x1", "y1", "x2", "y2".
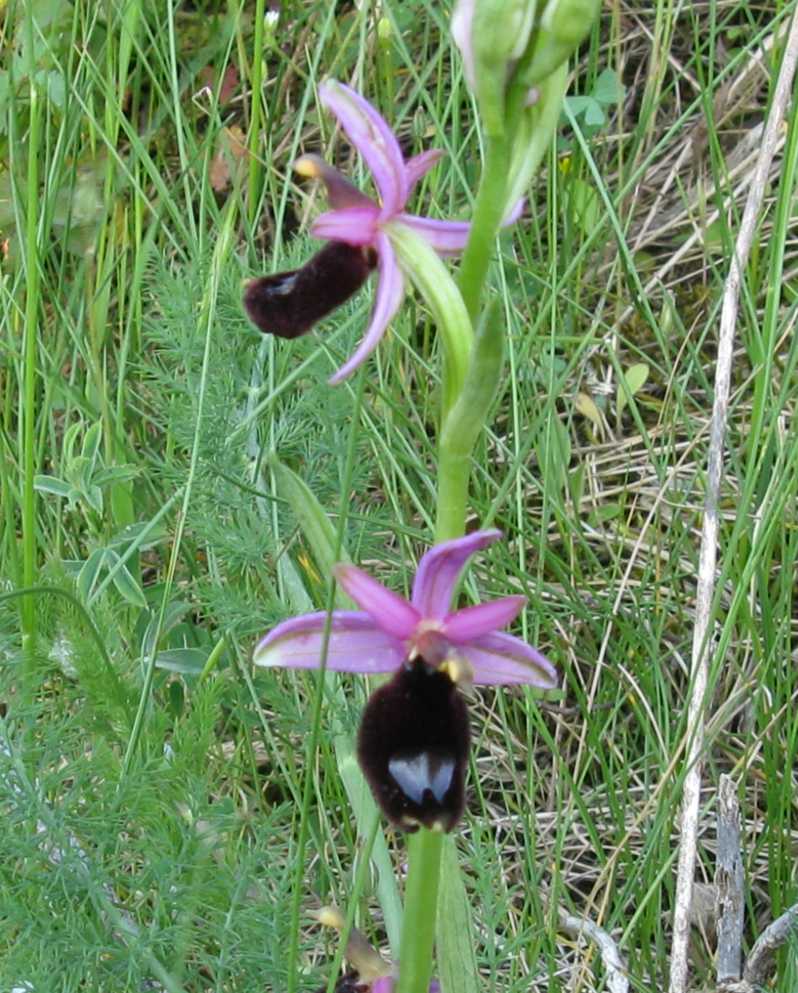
[{"x1": 667, "y1": 10, "x2": 798, "y2": 993}]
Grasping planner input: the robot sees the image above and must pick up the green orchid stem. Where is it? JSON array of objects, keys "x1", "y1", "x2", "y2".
[
  {"x1": 436, "y1": 452, "x2": 471, "y2": 543},
  {"x1": 399, "y1": 130, "x2": 514, "y2": 993},
  {"x1": 457, "y1": 132, "x2": 510, "y2": 322},
  {"x1": 396, "y1": 829, "x2": 444, "y2": 993}
]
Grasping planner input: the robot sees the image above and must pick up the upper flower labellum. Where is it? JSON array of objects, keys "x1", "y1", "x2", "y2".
[
  {"x1": 254, "y1": 529, "x2": 557, "y2": 688},
  {"x1": 292, "y1": 80, "x2": 519, "y2": 384}
]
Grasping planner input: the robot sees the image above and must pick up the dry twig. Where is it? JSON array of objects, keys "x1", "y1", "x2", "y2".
[
  {"x1": 743, "y1": 903, "x2": 798, "y2": 988},
  {"x1": 558, "y1": 906, "x2": 629, "y2": 993},
  {"x1": 715, "y1": 775, "x2": 744, "y2": 984},
  {"x1": 667, "y1": 10, "x2": 798, "y2": 993}
]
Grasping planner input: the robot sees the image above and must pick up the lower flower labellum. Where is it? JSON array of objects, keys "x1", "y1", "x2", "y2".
[
  {"x1": 243, "y1": 241, "x2": 376, "y2": 339},
  {"x1": 317, "y1": 973, "x2": 367, "y2": 993},
  {"x1": 357, "y1": 657, "x2": 470, "y2": 833}
]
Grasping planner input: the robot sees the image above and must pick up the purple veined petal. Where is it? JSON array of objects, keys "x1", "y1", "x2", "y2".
[
  {"x1": 404, "y1": 148, "x2": 444, "y2": 192},
  {"x1": 328, "y1": 231, "x2": 404, "y2": 384},
  {"x1": 397, "y1": 213, "x2": 472, "y2": 256},
  {"x1": 444, "y1": 595, "x2": 526, "y2": 642},
  {"x1": 254, "y1": 611, "x2": 405, "y2": 673},
  {"x1": 332, "y1": 563, "x2": 419, "y2": 640},
  {"x1": 460, "y1": 631, "x2": 559, "y2": 687},
  {"x1": 310, "y1": 207, "x2": 381, "y2": 246},
  {"x1": 411, "y1": 529, "x2": 503, "y2": 619},
  {"x1": 295, "y1": 154, "x2": 375, "y2": 210},
  {"x1": 319, "y1": 80, "x2": 408, "y2": 218}
]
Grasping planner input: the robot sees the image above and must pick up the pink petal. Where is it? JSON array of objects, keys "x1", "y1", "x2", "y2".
[
  {"x1": 254, "y1": 611, "x2": 404, "y2": 673},
  {"x1": 444, "y1": 595, "x2": 526, "y2": 642},
  {"x1": 411, "y1": 529, "x2": 503, "y2": 619},
  {"x1": 310, "y1": 206, "x2": 380, "y2": 246},
  {"x1": 503, "y1": 196, "x2": 525, "y2": 225},
  {"x1": 404, "y1": 148, "x2": 444, "y2": 191},
  {"x1": 460, "y1": 631, "x2": 558, "y2": 687},
  {"x1": 328, "y1": 230, "x2": 404, "y2": 384},
  {"x1": 319, "y1": 80, "x2": 408, "y2": 218},
  {"x1": 332, "y1": 563, "x2": 419, "y2": 640},
  {"x1": 397, "y1": 213, "x2": 472, "y2": 256},
  {"x1": 295, "y1": 153, "x2": 375, "y2": 210},
  {"x1": 398, "y1": 198, "x2": 523, "y2": 257}
]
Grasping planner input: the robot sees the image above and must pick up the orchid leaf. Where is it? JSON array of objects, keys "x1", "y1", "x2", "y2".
[
  {"x1": 336, "y1": 734, "x2": 403, "y2": 956},
  {"x1": 436, "y1": 837, "x2": 479, "y2": 993},
  {"x1": 270, "y1": 457, "x2": 352, "y2": 609}
]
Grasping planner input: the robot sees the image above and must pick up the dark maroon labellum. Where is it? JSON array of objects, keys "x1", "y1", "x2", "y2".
[
  {"x1": 243, "y1": 241, "x2": 376, "y2": 339},
  {"x1": 357, "y1": 658, "x2": 470, "y2": 833},
  {"x1": 315, "y1": 972, "x2": 368, "y2": 993}
]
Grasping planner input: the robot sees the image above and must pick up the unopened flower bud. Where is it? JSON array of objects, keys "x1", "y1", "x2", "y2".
[
  {"x1": 452, "y1": 0, "x2": 538, "y2": 134},
  {"x1": 520, "y1": 0, "x2": 601, "y2": 85},
  {"x1": 504, "y1": 62, "x2": 568, "y2": 210}
]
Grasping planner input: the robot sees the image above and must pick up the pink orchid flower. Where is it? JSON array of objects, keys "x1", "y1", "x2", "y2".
[
  {"x1": 314, "y1": 907, "x2": 441, "y2": 993},
  {"x1": 292, "y1": 80, "x2": 520, "y2": 385},
  {"x1": 254, "y1": 529, "x2": 556, "y2": 688}
]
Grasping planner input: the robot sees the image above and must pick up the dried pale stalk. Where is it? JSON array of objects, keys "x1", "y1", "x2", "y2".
[
  {"x1": 558, "y1": 906, "x2": 628, "y2": 993},
  {"x1": 667, "y1": 11, "x2": 798, "y2": 993},
  {"x1": 715, "y1": 775, "x2": 744, "y2": 983},
  {"x1": 743, "y1": 903, "x2": 798, "y2": 987}
]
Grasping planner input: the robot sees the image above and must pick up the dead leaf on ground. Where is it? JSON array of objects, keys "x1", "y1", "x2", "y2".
[{"x1": 209, "y1": 125, "x2": 248, "y2": 192}]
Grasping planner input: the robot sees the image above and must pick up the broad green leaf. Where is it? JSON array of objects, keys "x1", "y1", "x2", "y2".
[
  {"x1": 34, "y1": 474, "x2": 72, "y2": 499},
  {"x1": 108, "y1": 520, "x2": 167, "y2": 551},
  {"x1": 336, "y1": 734, "x2": 402, "y2": 955},
  {"x1": 104, "y1": 549, "x2": 147, "y2": 608},
  {"x1": 584, "y1": 99, "x2": 605, "y2": 126},
  {"x1": 574, "y1": 391, "x2": 602, "y2": 432},
  {"x1": 271, "y1": 458, "x2": 352, "y2": 607},
  {"x1": 153, "y1": 648, "x2": 209, "y2": 676},
  {"x1": 616, "y1": 362, "x2": 650, "y2": 418},
  {"x1": 80, "y1": 421, "x2": 103, "y2": 464},
  {"x1": 141, "y1": 601, "x2": 191, "y2": 657},
  {"x1": 278, "y1": 554, "x2": 314, "y2": 613},
  {"x1": 77, "y1": 548, "x2": 107, "y2": 602},
  {"x1": 569, "y1": 177, "x2": 600, "y2": 233},
  {"x1": 436, "y1": 837, "x2": 479, "y2": 993},
  {"x1": 593, "y1": 67, "x2": 623, "y2": 105}
]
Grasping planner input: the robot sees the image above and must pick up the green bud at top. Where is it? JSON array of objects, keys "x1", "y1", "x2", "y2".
[
  {"x1": 504, "y1": 62, "x2": 568, "y2": 210},
  {"x1": 541, "y1": 0, "x2": 600, "y2": 44},
  {"x1": 519, "y1": 0, "x2": 601, "y2": 85},
  {"x1": 473, "y1": 0, "x2": 538, "y2": 69},
  {"x1": 377, "y1": 16, "x2": 391, "y2": 42},
  {"x1": 452, "y1": 0, "x2": 538, "y2": 135}
]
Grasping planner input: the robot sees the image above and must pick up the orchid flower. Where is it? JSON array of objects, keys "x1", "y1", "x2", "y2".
[
  {"x1": 313, "y1": 907, "x2": 440, "y2": 993},
  {"x1": 288, "y1": 80, "x2": 520, "y2": 384},
  {"x1": 255, "y1": 529, "x2": 556, "y2": 831},
  {"x1": 254, "y1": 528, "x2": 556, "y2": 688},
  {"x1": 256, "y1": 529, "x2": 555, "y2": 830}
]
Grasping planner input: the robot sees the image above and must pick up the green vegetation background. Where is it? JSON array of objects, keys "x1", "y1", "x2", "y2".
[{"x1": 1, "y1": 1, "x2": 797, "y2": 990}]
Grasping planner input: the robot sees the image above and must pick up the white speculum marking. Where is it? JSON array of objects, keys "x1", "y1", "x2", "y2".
[{"x1": 388, "y1": 751, "x2": 454, "y2": 804}]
